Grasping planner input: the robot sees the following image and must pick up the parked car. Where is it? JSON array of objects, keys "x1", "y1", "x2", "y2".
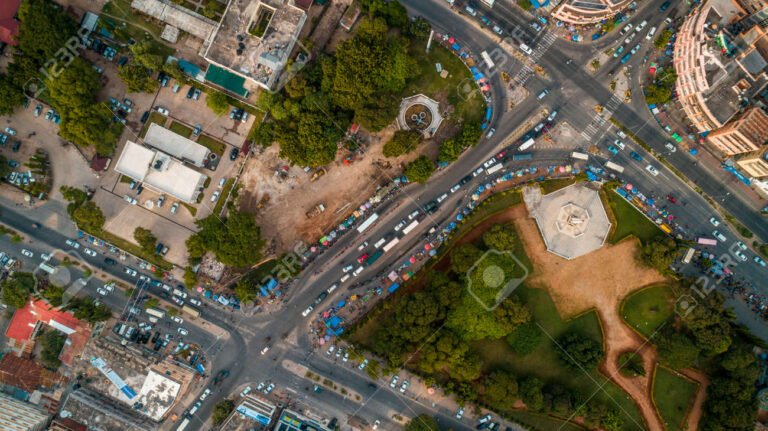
[
  {"x1": 33, "y1": 104, "x2": 42, "y2": 117},
  {"x1": 177, "y1": 327, "x2": 189, "y2": 336},
  {"x1": 172, "y1": 316, "x2": 184, "y2": 324},
  {"x1": 124, "y1": 267, "x2": 138, "y2": 277},
  {"x1": 713, "y1": 230, "x2": 727, "y2": 242},
  {"x1": 754, "y1": 256, "x2": 767, "y2": 267},
  {"x1": 211, "y1": 191, "x2": 220, "y2": 202},
  {"x1": 302, "y1": 305, "x2": 314, "y2": 317},
  {"x1": 84, "y1": 248, "x2": 97, "y2": 257},
  {"x1": 21, "y1": 249, "x2": 34, "y2": 258},
  {"x1": 390, "y1": 376, "x2": 399, "y2": 388},
  {"x1": 104, "y1": 257, "x2": 117, "y2": 265},
  {"x1": 155, "y1": 107, "x2": 169, "y2": 115},
  {"x1": 709, "y1": 217, "x2": 720, "y2": 227},
  {"x1": 608, "y1": 145, "x2": 619, "y2": 155},
  {"x1": 97, "y1": 288, "x2": 108, "y2": 296},
  {"x1": 665, "y1": 142, "x2": 677, "y2": 152},
  {"x1": 645, "y1": 164, "x2": 660, "y2": 176},
  {"x1": 170, "y1": 202, "x2": 179, "y2": 214},
  {"x1": 4, "y1": 127, "x2": 17, "y2": 136},
  {"x1": 65, "y1": 239, "x2": 80, "y2": 249},
  {"x1": 229, "y1": 148, "x2": 239, "y2": 160}
]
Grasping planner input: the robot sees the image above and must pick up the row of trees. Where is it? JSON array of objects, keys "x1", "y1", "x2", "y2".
[
  {"x1": 0, "y1": 0, "x2": 124, "y2": 155},
  {"x1": 438, "y1": 122, "x2": 483, "y2": 163}
]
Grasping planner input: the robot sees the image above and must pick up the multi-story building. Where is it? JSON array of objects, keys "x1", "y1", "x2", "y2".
[
  {"x1": 551, "y1": 0, "x2": 634, "y2": 25},
  {"x1": 275, "y1": 409, "x2": 331, "y2": 431},
  {"x1": 737, "y1": 147, "x2": 768, "y2": 176},
  {"x1": 0, "y1": 393, "x2": 49, "y2": 431},
  {"x1": 708, "y1": 107, "x2": 768, "y2": 154}
]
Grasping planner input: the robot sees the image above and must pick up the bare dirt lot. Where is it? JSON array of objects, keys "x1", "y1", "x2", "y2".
[{"x1": 238, "y1": 123, "x2": 441, "y2": 251}]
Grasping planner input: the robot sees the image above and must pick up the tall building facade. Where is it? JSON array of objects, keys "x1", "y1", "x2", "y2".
[
  {"x1": 0, "y1": 393, "x2": 49, "y2": 431},
  {"x1": 708, "y1": 107, "x2": 768, "y2": 154},
  {"x1": 552, "y1": 0, "x2": 634, "y2": 25},
  {"x1": 737, "y1": 147, "x2": 768, "y2": 177}
]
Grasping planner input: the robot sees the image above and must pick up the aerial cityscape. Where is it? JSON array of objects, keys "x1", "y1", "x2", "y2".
[{"x1": 0, "y1": 0, "x2": 767, "y2": 430}]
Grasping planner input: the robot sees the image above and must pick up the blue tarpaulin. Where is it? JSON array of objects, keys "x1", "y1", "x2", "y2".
[
  {"x1": 452, "y1": 43, "x2": 461, "y2": 51},
  {"x1": 388, "y1": 283, "x2": 400, "y2": 293},
  {"x1": 328, "y1": 316, "x2": 342, "y2": 328},
  {"x1": 195, "y1": 363, "x2": 205, "y2": 374},
  {"x1": 337, "y1": 300, "x2": 347, "y2": 308},
  {"x1": 485, "y1": 107, "x2": 492, "y2": 121},
  {"x1": 265, "y1": 278, "x2": 278, "y2": 290},
  {"x1": 723, "y1": 164, "x2": 751, "y2": 185},
  {"x1": 260, "y1": 287, "x2": 269, "y2": 296}
]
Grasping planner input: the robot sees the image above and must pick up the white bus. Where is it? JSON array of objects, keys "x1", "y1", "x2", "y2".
[
  {"x1": 605, "y1": 161, "x2": 625, "y2": 173},
  {"x1": 682, "y1": 248, "x2": 695, "y2": 264},
  {"x1": 177, "y1": 418, "x2": 191, "y2": 431},
  {"x1": 480, "y1": 51, "x2": 495, "y2": 69},
  {"x1": 486, "y1": 164, "x2": 503, "y2": 175},
  {"x1": 382, "y1": 238, "x2": 400, "y2": 253},
  {"x1": 518, "y1": 138, "x2": 535, "y2": 151},
  {"x1": 356, "y1": 213, "x2": 379, "y2": 234},
  {"x1": 571, "y1": 151, "x2": 589, "y2": 161},
  {"x1": 402, "y1": 220, "x2": 420, "y2": 236}
]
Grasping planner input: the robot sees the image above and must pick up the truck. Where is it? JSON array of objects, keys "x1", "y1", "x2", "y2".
[
  {"x1": 660, "y1": 224, "x2": 672, "y2": 234},
  {"x1": 382, "y1": 238, "x2": 400, "y2": 253},
  {"x1": 177, "y1": 418, "x2": 191, "y2": 431},
  {"x1": 146, "y1": 307, "x2": 165, "y2": 319},
  {"x1": 364, "y1": 250, "x2": 384, "y2": 267},
  {"x1": 696, "y1": 237, "x2": 717, "y2": 246},
  {"x1": 605, "y1": 161, "x2": 625, "y2": 173},
  {"x1": 402, "y1": 220, "x2": 420, "y2": 236},
  {"x1": 682, "y1": 247, "x2": 695, "y2": 264},
  {"x1": 182, "y1": 305, "x2": 201, "y2": 318},
  {"x1": 571, "y1": 151, "x2": 589, "y2": 161},
  {"x1": 518, "y1": 138, "x2": 535, "y2": 151},
  {"x1": 356, "y1": 213, "x2": 379, "y2": 234},
  {"x1": 486, "y1": 164, "x2": 503, "y2": 175},
  {"x1": 512, "y1": 153, "x2": 532, "y2": 161},
  {"x1": 306, "y1": 203, "x2": 326, "y2": 219}
]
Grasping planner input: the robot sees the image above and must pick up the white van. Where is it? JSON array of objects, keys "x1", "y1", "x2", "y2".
[
  {"x1": 645, "y1": 26, "x2": 657, "y2": 41},
  {"x1": 464, "y1": 5, "x2": 477, "y2": 16},
  {"x1": 374, "y1": 238, "x2": 387, "y2": 249},
  {"x1": 519, "y1": 43, "x2": 533, "y2": 55},
  {"x1": 352, "y1": 266, "x2": 364, "y2": 277},
  {"x1": 339, "y1": 274, "x2": 351, "y2": 283}
]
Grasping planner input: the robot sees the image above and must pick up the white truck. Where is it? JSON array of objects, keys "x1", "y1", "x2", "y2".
[{"x1": 146, "y1": 307, "x2": 165, "y2": 319}]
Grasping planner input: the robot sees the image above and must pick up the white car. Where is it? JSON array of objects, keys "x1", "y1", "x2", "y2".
[
  {"x1": 436, "y1": 193, "x2": 449, "y2": 203},
  {"x1": 327, "y1": 284, "x2": 338, "y2": 294},
  {"x1": 256, "y1": 382, "x2": 266, "y2": 392},
  {"x1": 665, "y1": 142, "x2": 677, "y2": 152},
  {"x1": 735, "y1": 241, "x2": 747, "y2": 251},
  {"x1": 172, "y1": 316, "x2": 184, "y2": 324},
  {"x1": 407, "y1": 210, "x2": 420, "y2": 220},
  {"x1": 373, "y1": 420, "x2": 380, "y2": 430},
  {"x1": 41, "y1": 253, "x2": 51, "y2": 261},
  {"x1": 482, "y1": 158, "x2": 497, "y2": 168},
  {"x1": 390, "y1": 376, "x2": 399, "y2": 388},
  {"x1": 265, "y1": 383, "x2": 275, "y2": 394},
  {"x1": 343, "y1": 352, "x2": 349, "y2": 362},
  {"x1": 103, "y1": 283, "x2": 115, "y2": 292},
  {"x1": 342, "y1": 265, "x2": 354, "y2": 273},
  {"x1": 84, "y1": 248, "x2": 97, "y2": 257},
  {"x1": 177, "y1": 327, "x2": 189, "y2": 336},
  {"x1": 358, "y1": 359, "x2": 368, "y2": 370},
  {"x1": 754, "y1": 256, "x2": 767, "y2": 267},
  {"x1": 21, "y1": 249, "x2": 34, "y2": 258},
  {"x1": 450, "y1": 184, "x2": 461, "y2": 193},
  {"x1": 357, "y1": 241, "x2": 369, "y2": 251},
  {"x1": 260, "y1": 346, "x2": 270, "y2": 355},
  {"x1": 399, "y1": 380, "x2": 409, "y2": 393},
  {"x1": 302, "y1": 305, "x2": 314, "y2": 317},
  {"x1": 96, "y1": 288, "x2": 108, "y2": 296},
  {"x1": 456, "y1": 408, "x2": 464, "y2": 419},
  {"x1": 65, "y1": 239, "x2": 80, "y2": 249},
  {"x1": 713, "y1": 230, "x2": 727, "y2": 242},
  {"x1": 326, "y1": 345, "x2": 335, "y2": 355},
  {"x1": 241, "y1": 386, "x2": 252, "y2": 397},
  {"x1": 709, "y1": 217, "x2": 720, "y2": 227},
  {"x1": 472, "y1": 167, "x2": 485, "y2": 177},
  {"x1": 613, "y1": 140, "x2": 626, "y2": 150},
  {"x1": 155, "y1": 107, "x2": 169, "y2": 115},
  {"x1": 486, "y1": 128, "x2": 496, "y2": 139},
  {"x1": 219, "y1": 178, "x2": 227, "y2": 187},
  {"x1": 199, "y1": 388, "x2": 211, "y2": 401},
  {"x1": 211, "y1": 191, "x2": 220, "y2": 202},
  {"x1": 393, "y1": 220, "x2": 407, "y2": 231},
  {"x1": 734, "y1": 250, "x2": 747, "y2": 262},
  {"x1": 124, "y1": 267, "x2": 138, "y2": 277},
  {"x1": 547, "y1": 110, "x2": 558, "y2": 122},
  {"x1": 645, "y1": 164, "x2": 660, "y2": 176}
]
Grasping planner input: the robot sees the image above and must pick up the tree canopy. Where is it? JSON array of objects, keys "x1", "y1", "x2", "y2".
[
  {"x1": 1, "y1": 272, "x2": 35, "y2": 309},
  {"x1": 39, "y1": 330, "x2": 66, "y2": 369},
  {"x1": 404, "y1": 156, "x2": 435, "y2": 183},
  {"x1": 556, "y1": 332, "x2": 604, "y2": 370},
  {"x1": 404, "y1": 415, "x2": 438, "y2": 431},
  {"x1": 383, "y1": 130, "x2": 421, "y2": 158},
  {"x1": 482, "y1": 223, "x2": 517, "y2": 251},
  {"x1": 134, "y1": 227, "x2": 158, "y2": 254},
  {"x1": 187, "y1": 210, "x2": 265, "y2": 268},
  {"x1": 212, "y1": 399, "x2": 235, "y2": 425},
  {"x1": 206, "y1": 91, "x2": 230, "y2": 116}
]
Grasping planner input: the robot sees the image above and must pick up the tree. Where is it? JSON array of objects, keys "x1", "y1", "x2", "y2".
[
  {"x1": 618, "y1": 352, "x2": 645, "y2": 376},
  {"x1": 0, "y1": 155, "x2": 10, "y2": 179},
  {"x1": 482, "y1": 371, "x2": 518, "y2": 411},
  {"x1": 556, "y1": 332, "x2": 604, "y2": 370},
  {"x1": 17, "y1": 0, "x2": 78, "y2": 62},
  {"x1": 118, "y1": 64, "x2": 159, "y2": 93},
  {"x1": 234, "y1": 279, "x2": 258, "y2": 304},
  {"x1": 166, "y1": 307, "x2": 179, "y2": 317},
  {"x1": 70, "y1": 297, "x2": 112, "y2": 322},
  {"x1": 450, "y1": 244, "x2": 483, "y2": 275},
  {"x1": 184, "y1": 266, "x2": 198, "y2": 287},
  {"x1": 60, "y1": 186, "x2": 89, "y2": 215},
  {"x1": 134, "y1": 227, "x2": 158, "y2": 254},
  {"x1": 383, "y1": 130, "x2": 420, "y2": 158},
  {"x1": 406, "y1": 17, "x2": 431, "y2": 39},
  {"x1": 207, "y1": 91, "x2": 230, "y2": 116},
  {"x1": 0, "y1": 73, "x2": 24, "y2": 115},
  {"x1": 405, "y1": 156, "x2": 434, "y2": 183},
  {"x1": 39, "y1": 330, "x2": 66, "y2": 369},
  {"x1": 506, "y1": 322, "x2": 543, "y2": 355},
  {"x1": 187, "y1": 211, "x2": 265, "y2": 268},
  {"x1": 641, "y1": 237, "x2": 678, "y2": 273},
  {"x1": 656, "y1": 333, "x2": 699, "y2": 369},
  {"x1": 519, "y1": 376, "x2": 545, "y2": 411},
  {"x1": 404, "y1": 415, "x2": 438, "y2": 431},
  {"x1": 438, "y1": 138, "x2": 464, "y2": 163},
  {"x1": 145, "y1": 298, "x2": 160, "y2": 310},
  {"x1": 130, "y1": 40, "x2": 163, "y2": 70},
  {"x1": 654, "y1": 29, "x2": 673, "y2": 49},
  {"x1": 202, "y1": 0, "x2": 223, "y2": 18},
  {"x1": 482, "y1": 223, "x2": 517, "y2": 251},
  {"x1": 644, "y1": 83, "x2": 672, "y2": 105},
  {"x1": 212, "y1": 399, "x2": 235, "y2": 425},
  {"x1": 72, "y1": 201, "x2": 105, "y2": 232},
  {"x1": 1, "y1": 272, "x2": 35, "y2": 309}
]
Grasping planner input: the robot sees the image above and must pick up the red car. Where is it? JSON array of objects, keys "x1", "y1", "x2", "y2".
[
  {"x1": 667, "y1": 195, "x2": 677, "y2": 204},
  {"x1": 357, "y1": 253, "x2": 369, "y2": 264}
]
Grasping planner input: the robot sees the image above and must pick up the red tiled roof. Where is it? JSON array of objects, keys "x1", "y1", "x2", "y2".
[
  {"x1": 5, "y1": 300, "x2": 91, "y2": 367},
  {"x1": 0, "y1": 0, "x2": 20, "y2": 45},
  {"x1": 0, "y1": 355, "x2": 62, "y2": 392},
  {"x1": 51, "y1": 417, "x2": 88, "y2": 431}
]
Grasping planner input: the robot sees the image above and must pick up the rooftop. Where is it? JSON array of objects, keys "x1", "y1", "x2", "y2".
[
  {"x1": 204, "y1": 0, "x2": 307, "y2": 90},
  {"x1": 143, "y1": 123, "x2": 210, "y2": 167},
  {"x1": 0, "y1": 355, "x2": 64, "y2": 393},
  {"x1": 130, "y1": 0, "x2": 217, "y2": 41},
  {"x1": 114, "y1": 141, "x2": 207, "y2": 203},
  {"x1": 525, "y1": 182, "x2": 612, "y2": 260},
  {"x1": 60, "y1": 388, "x2": 156, "y2": 431},
  {"x1": 0, "y1": 0, "x2": 20, "y2": 46},
  {"x1": 135, "y1": 369, "x2": 180, "y2": 421},
  {"x1": 5, "y1": 299, "x2": 91, "y2": 367}
]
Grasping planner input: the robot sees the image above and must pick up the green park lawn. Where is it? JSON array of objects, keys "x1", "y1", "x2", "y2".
[
  {"x1": 652, "y1": 366, "x2": 698, "y2": 431},
  {"x1": 196, "y1": 134, "x2": 226, "y2": 156},
  {"x1": 606, "y1": 189, "x2": 664, "y2": 244},
  {"x1": 404, "y1": 44, "x2": 485, "y2": 124},
  {"x1": 169, "y1": 121, "x2": 193, "y2": 138},
  {"x1": 621, "y1": 285, "x2": 675, "y2": 339}
]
